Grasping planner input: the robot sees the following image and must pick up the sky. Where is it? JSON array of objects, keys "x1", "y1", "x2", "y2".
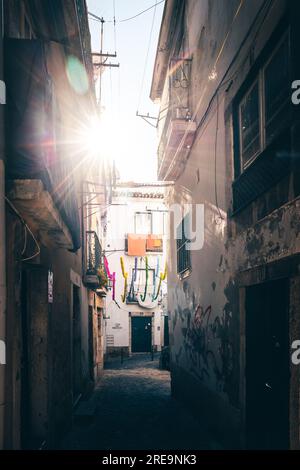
[{"x1": 87, "y1": 0, "x2": 165, "y2": 182}]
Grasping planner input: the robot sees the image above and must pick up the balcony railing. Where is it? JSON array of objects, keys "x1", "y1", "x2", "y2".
[
  {"x1": 157, "y1": 58, "x2": 196, "y2": 180},
  {"x1": 84, "y1": 231, "x2": 105, "y2": 290},
  {"x1": 158, "y1": 106, "x2": 196, "y2": 180}
]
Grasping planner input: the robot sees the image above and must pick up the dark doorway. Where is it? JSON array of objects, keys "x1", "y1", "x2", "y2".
[
  {"x1": 20, "y1": 266, "x2": 49, "y2": 449},
  {"x1": 72, "y1": 285, "x2": 82, "y2": 403},
  {"x1": 20, "y1": 269, "x2": 30, "y2": 448},
  {"x1": 131, "y1": 316, "x2": 152, "y2": 353},
  {"x1": 164, "y1": 315, "x2": 169, "y2": 347},
  {"x1": 245, "y1": 278, "x2": 290, "y2": 449},
  {"x1": 88, "y1": 305, "x2": 94, "y2": 381}
]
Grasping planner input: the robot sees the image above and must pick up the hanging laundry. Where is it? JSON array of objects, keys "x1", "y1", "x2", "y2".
[
  {"x1": 120, "y1": 257, "x2": 128, "y2": 303},
  {"x1": 127, "y1": 233, "x2": 146, "y2": 256},
  {"x1": 104, "y1": 256, "x2": 116, "y2": 300},
  {"x1": 137, "y1": 293, "x2": 159, "y2": 309},
  {"x1": 146, "y1": 235, "x2": 163, "y2": 251},
  {"x1": 153, "y1": 262, "x2": 167, "y2": 301}
]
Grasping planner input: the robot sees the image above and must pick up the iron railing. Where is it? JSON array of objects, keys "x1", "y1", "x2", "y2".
[{"x1": 86, "y1": 231, "x2": 102, "y2": 275}]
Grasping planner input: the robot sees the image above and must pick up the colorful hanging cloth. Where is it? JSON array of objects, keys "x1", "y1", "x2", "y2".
[
  {"x1": 128, "y1": 257, "x2": 138, "y2": 302},
  {"x1": 141, "y1": 256, "x2": 149, "y2": 302},
  {"x1": 153, "y1": 262, "x2": 167, "y2": 301},
  {"x1": 104, "y1": 256, "x2": 116, "y2": 300},
  {"x1": 120, "y1": 256, "x2": 128, "y2": 303}
]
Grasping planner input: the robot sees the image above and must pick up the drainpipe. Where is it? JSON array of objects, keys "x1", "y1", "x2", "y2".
[{"x1": 0, "y1": 0, "x2": 6, "y2": 450}]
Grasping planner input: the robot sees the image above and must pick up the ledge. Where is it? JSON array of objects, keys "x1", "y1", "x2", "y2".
[{"x1": 8, "y1": 179, "x2": 73, "y2": 250}]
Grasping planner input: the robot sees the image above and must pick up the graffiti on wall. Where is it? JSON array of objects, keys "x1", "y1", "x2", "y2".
[{"x1": 183, "y1": 303, "x2": 234, "y2": 392}]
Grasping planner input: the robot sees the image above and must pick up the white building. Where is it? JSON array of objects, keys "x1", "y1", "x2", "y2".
[{"x1": 103, "y1": 186, "x2": 168, "y2": 356}]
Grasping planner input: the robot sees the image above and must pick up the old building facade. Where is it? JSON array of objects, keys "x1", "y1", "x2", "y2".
[
  {"x1": 151, "y1": 0, "x2": 300, "y2": 449},
  {"x1": 0, "y1": 0, "x2": 108, "y2": 449},
  {"x1": 104, "y1": 186, "x2": 168, "y2": 357}
]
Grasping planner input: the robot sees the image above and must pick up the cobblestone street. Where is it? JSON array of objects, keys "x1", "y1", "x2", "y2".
[{"x1": 61, "y1": 354, "x2": 213, "y2": 450}]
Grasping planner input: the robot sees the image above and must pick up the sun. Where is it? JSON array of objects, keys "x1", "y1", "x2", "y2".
[
  {"x1": 78, "y1": 116, "x2": 102, "y2": 157},
  {"x1": 77, "y1": 109, "x2": 157, "y2": 182},
  {"x1": 96, "y1": 111, "x2": 157, "y2": 182}
]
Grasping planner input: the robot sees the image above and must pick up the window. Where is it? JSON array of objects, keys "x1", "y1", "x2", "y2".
[
  {"x1": 239, "y1": 81, "x2": 260, "y2": 168},
  {"x1": 133, "y1": 268, "x2": 155, "y2": 287},
  {"x1": 264, "y1": 35, "x2": 290, "y2": 145},
  {"x1": 152, "y1": 211, "x2": 166, "y2": 235},
  {"x1": 134, "y1": 212, "x2": 152, "y2": 235},
  {"x1": 237, "y1": 32, "x2": 290, "y2": 172},
  {"x1": 176, "y1": 214, "x2": 191, "y2": 276}
]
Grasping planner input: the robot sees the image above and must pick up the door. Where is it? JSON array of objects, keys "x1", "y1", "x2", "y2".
[
  {"x1": 164, "y1": 315, "x2": 169, "y2": 347},
  {"x1": 131, "y1": 316, "x2": 152, "y2": 353},
  {"x1": 21, "y1": 266, "x2": 49, "y2": 449},
  {"x1": 245, "y1": 278, "x2": 289, "y2": 449},
  {"x1": 88, "y1": 305, "x2": 94, "y2": 381}
]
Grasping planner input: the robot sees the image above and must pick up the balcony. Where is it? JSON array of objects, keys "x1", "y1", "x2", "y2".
[
  {"x1": 84, "y1": 231, "x2": 107, "y2": 294},
  {"x1": 158, "y1": 107, "x2": 196, "y2": 181},
  {"x1": 157, "y1": 57, "x2": 196, "y2": 180}
]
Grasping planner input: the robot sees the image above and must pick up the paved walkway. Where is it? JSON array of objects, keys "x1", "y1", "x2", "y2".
[{"x1": 61, "y1": 353, "x2": 212, "y2": 450}]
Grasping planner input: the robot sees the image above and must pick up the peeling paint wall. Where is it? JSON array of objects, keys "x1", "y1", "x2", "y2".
[{"x1": 154, "y1": 0, "x2": 300, "y2": 448}]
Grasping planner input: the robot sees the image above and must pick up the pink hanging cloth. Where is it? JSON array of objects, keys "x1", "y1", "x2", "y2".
[{"x1": 104, "y1": 256, "x2": 116, "y2": 301}]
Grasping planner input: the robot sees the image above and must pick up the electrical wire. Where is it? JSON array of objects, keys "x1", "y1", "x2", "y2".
[
  {"x1": 137, "y1": 0, "x2": 158, "y2": 112},
  {"x1": 118, "y1": 66, "x2": 121, "y2": 115},
  {"x1": 21, "y1": 224, "x2": 27, "y2": 256},
  {"x1": 5, "y1": 197, "x2": 41, "y2": 262},
  {"x1": 88, "y1": 1, "x2": 165, "y2": 24},
  {"x1": 213, "y1": 91, "x2": 224, "y2": 223},
  {"x1": 113, "y1": 0, "x2": 117, "y2": 52},
  {"x1": 119, "y1": 0, "x2": 164, "y2": 22},
  {"x1": 110, "y1": 65, "x2": 113, "y2": 110}
]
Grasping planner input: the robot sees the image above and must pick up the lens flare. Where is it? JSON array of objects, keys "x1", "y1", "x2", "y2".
[{"x1": 66, "y1": 56, "x2": 89, "y2": 95}]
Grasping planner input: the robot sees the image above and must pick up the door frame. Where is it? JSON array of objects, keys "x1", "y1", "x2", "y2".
[
  {"x1": 238, "y1": 254, "x2": 300, "y2": 449},
  {"x1": 245, "y1": 278, "x2": 289, "y2": 448},
  {"x1": 129, "y1": 312, "x2": 154, "y2": 354},
  {"x1": 20, "y1": 264, "x2": 50, "y2": 449},
  {"x1": 71, "y1": 283, "x2": 82, "y2": 405}
]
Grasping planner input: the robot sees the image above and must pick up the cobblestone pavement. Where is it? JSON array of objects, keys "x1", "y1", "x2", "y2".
[{"x1": 61, "y1": 353, "x2": 213, "y2": 450}]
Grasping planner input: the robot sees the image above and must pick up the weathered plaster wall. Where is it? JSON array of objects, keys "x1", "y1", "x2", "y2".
[{"x1": 162, "y1": 0, "x2": 299, "y2": 447}]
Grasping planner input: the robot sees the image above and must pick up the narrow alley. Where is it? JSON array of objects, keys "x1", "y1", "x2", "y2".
[
  {"x1": 62, "y1": 354, "x2": 213, "y2": 450},
  {"x1": 1, "y1": 0, "x2": 300, "y2": 462}
]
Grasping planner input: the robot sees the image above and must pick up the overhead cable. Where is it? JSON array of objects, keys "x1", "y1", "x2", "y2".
[
  {"x1": 137, "y1": 0, "x2": 158, "y2": 111},
  {"x1": 88, "y1": 0, "x2": 165, "y2": 24}
]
